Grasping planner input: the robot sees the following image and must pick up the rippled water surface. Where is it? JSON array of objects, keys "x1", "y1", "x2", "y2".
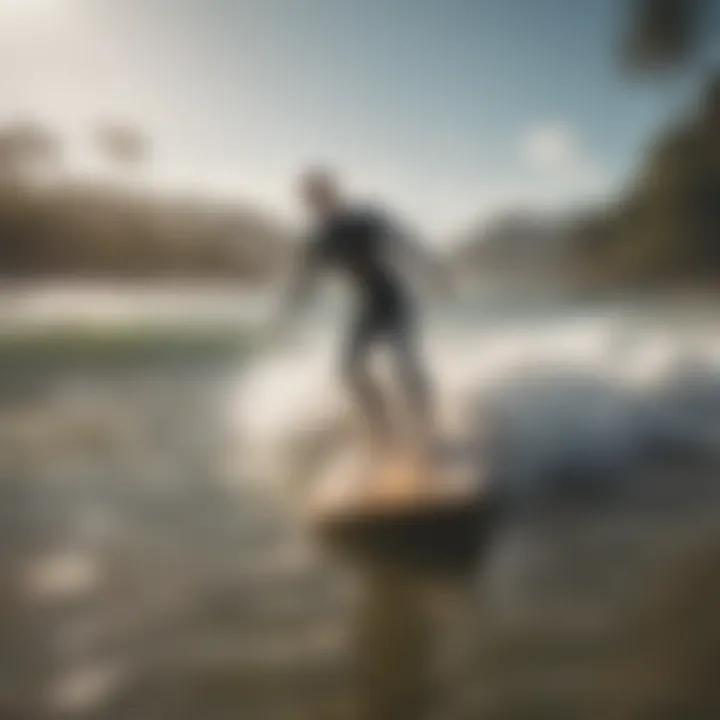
[{"x1": 2, "y1": 286, "x2": 720, "y2": 719}]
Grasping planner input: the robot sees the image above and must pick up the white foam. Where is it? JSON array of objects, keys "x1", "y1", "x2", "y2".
[{"x1": 229, "y1": 304, "x2": 720, "y2": 501}]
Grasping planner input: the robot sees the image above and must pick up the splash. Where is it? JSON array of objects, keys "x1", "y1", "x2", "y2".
[{"x1": 229, "y1": 301, "x2": 720, "y2": 503}]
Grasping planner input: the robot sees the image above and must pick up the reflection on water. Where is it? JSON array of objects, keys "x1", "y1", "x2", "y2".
[
  {"x1": 351, "y1": 566, "x2": 480, "y2": 720},
  {"x1": 2, "y1": 296, "x2": 720, "y2": 718},
  {"x1": 0, "y1": 360, "x2": 353, "y2": 719}
]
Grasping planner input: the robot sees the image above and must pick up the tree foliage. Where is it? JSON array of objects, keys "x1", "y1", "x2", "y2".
[
  {"x1": 0, "y1": 121, "x2": 61, "y2": 184},
  {"x1": 94, "y1": 123, "x2": 148, "y2": 167},
  {"x1": 622, "y1": 0, "x2": 707, "y2": 73},
  {"x1": 0, "y1": 123, "x2": 288, "y2": 281}
]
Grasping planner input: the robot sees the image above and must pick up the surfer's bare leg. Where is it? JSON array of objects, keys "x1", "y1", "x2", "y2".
[
  {"x1": 391, "y1": 321, "x2": 433, "y2": 452},
  {"x1": 342, "y1": 323, "x2": 392, "y2": 451}
]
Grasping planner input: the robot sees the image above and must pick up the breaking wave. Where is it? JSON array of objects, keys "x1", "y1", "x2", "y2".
[{"x1": 230, "y1": 298, "x2": 720, "y2": 503}]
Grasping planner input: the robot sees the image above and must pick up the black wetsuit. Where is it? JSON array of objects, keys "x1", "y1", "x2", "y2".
[{"x1": 306, "y1": 207, "x2": 429, "y2": 440}]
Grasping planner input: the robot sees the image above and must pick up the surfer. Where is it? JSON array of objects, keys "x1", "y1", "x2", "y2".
[{"x1": 282, "y1": 167, "x2": 446, "y2": 454}]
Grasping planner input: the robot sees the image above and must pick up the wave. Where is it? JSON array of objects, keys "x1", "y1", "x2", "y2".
[{"x1": 229, "y1": 305, "x2": 720, "y2": 505}]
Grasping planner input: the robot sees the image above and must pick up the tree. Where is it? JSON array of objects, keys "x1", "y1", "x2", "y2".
[
  {"x1": 94, "y1": 122, "x2": 148, "y2": 169},
  {"x1": 622, "y1": 0, "x2": 710, "y2": 74},
  {"x1": 0, "y1": 121, "x2": 61, "y2": 185}
]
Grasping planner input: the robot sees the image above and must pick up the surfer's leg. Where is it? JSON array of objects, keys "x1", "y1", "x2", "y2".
[
  {"x1": 341, "y1": 313, "x2": 392, "y2": 448},
  {"x1": 389, "y1": 313, "x2": 433, "y2": 446}
]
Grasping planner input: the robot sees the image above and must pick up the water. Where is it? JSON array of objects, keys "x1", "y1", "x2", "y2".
[{"x1": 2, "y1": 284, "x2": 720, "y2": 719}]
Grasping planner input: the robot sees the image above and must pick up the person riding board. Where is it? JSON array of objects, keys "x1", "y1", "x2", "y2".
[{"x1": 284, "y1": 167, "x2": 447, "y2": 457}]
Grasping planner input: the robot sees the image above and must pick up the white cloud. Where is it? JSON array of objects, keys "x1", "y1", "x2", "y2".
[{"x1": 520, "y1": 122, "x2": 584, "y2": 173}]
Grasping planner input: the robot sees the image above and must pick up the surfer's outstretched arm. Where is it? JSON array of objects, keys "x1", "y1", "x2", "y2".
[
  {"x1": 285, "y1": 241, "x2": 320, "y2": 311},
  {"x1": 268, "y1": 241, "x2": 321, "y2": 341}
]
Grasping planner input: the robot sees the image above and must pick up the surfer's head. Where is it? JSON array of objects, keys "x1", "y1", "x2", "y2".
[{"x1": 298, "y1": 166, "x2": 343, "y2": 219}]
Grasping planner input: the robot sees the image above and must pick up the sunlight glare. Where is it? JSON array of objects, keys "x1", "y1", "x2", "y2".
[{"x1": 0, "y1": 0, "x2": 66, "y2": 20}]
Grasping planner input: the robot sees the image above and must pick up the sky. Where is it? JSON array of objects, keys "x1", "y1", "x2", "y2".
[{"x1": 0, "y1": 0, "x2": 699, "y2": 240}]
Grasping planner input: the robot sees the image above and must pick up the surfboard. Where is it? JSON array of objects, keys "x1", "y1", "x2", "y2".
[{"x1": 308, "y1": 441, "x2": 496, "y2": 570}]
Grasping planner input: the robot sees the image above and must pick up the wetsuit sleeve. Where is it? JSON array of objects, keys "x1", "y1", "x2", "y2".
[{"x1": 286, "y1": 234, "x2": 325, "y2": 309}]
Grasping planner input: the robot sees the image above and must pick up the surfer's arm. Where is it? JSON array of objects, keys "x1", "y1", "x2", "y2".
[
  {"x1": 280, "y1": 239, "x2": 322, "y2": 320},
  {"x1": 263, "y1": 242, "x2": 321, "y2": 346}
]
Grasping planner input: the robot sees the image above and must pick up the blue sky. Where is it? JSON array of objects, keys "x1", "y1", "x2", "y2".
[{"x1": 0, "y1": 0, "x2": 698, "y2": 238}]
